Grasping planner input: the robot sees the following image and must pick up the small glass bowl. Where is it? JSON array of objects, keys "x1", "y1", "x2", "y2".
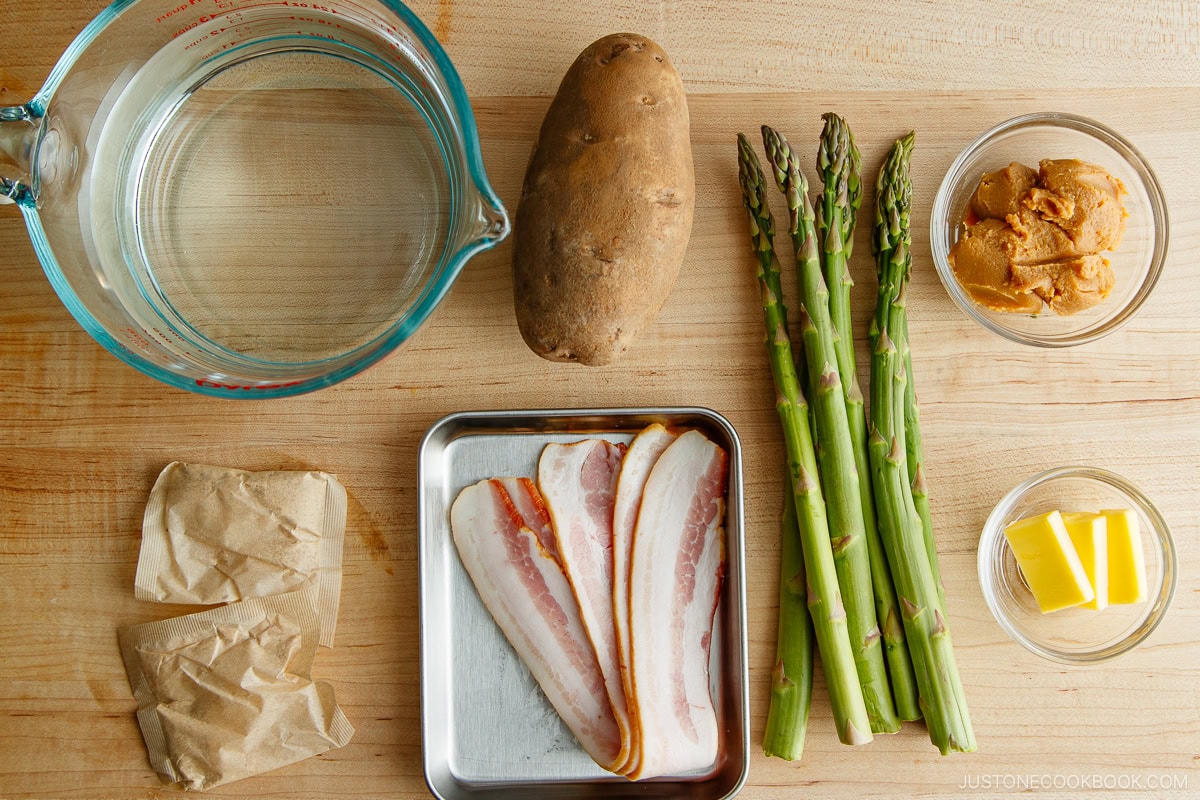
[
  {"x1": 930, "y1": 113, "x2": 1169, "y2": 347},
  {"x1": 978, "y1": 466, "x2": 1176, "y2": 664}
]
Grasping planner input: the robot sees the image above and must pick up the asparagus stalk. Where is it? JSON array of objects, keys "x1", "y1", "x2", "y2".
[
  {"x1": 901, "y1": 312, "x2": 946, "y2": 611},
  {"x1": 811, "y1": 117, "x2": 923, "y2": 722},
  {"x1": 869, "y1": 133, "x2": 976, "y2": 754},
  {"x1": 738, "y1": 133, "x2": 872, "y2": 747},
  {"x1": 763, "y1": 483, "x2": 814, "y2": 760},
  {"x1": 816, "y1": 112, "x2": 863, "y2": 392},
  {"x1": 760, "y1": 125, "x2": 898, "y2": 736}
]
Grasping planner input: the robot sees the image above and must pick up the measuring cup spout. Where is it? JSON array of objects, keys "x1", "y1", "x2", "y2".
[
  {"x1": 470, "y1": 195, "x2": 511, "y2": 246},
  {"x1": 0, "y1": 106, "x2": 40, "y2": 206}
]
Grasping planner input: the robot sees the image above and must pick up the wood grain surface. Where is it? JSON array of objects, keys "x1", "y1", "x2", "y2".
[{"x1": 1, "y1": 1, "x2": 1198, "y2": 798}]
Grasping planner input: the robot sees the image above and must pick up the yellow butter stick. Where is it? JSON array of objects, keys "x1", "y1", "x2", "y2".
[
  {"x1": 1102, "y1": 508, "x2": 1147, "y2": 604},
  {"x1": 1061, "y1": 512, "x2": 1108, "y2": 611},
  {"x1": 1004, "y1": 510, "x2": 1095, "y2": 613}
]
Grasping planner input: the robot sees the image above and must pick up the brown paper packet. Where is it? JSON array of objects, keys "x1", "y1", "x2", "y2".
[
  {"x1": 134, "y1": 462, "x2": 347, "y2": 646},
  {"x1": 117, "y1": 586, "x2": 355, "y2": 791}
]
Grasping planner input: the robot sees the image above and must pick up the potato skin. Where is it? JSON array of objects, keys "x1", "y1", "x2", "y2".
[{"x1": 512, "y1": 33, "x2": 695, "y2": 366}]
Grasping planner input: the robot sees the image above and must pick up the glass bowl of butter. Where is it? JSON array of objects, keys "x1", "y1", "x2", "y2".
[
  {"x1": 978, "y1": 466, "x2": 1176, "y2": 664},
  {"x1": 931, "y1": 113, "x2": 1168, "y2": 347}
]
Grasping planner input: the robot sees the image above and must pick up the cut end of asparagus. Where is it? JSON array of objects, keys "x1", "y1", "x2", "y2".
[
  {"x1": 843, "y1": 719, "x2": 873, "y2": 747},
  {"x1": 945, "y1": 732, "x2": 979, "y2": 755}
]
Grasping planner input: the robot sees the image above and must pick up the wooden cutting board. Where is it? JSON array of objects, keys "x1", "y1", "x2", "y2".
[{"x1": 1, "y1": 2, "x2": 1199, "y2": 797}]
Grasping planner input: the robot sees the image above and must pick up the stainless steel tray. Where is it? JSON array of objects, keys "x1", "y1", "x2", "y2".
[{"x1": 418, "y1": 408, "x2": 749, "y2": 800}]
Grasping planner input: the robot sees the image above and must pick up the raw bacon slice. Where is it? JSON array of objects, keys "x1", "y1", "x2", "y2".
[
  {"x1": 627, "y1": 430, "x2": 728, "y2": 780},
  {"x1": 538, "y1": 440, "x2": 632, "y2": 771},
  {"x1": 450, "y1": 479, "x2": 622, "y2": 770},
  {"x1": 610, "y1": 423, "x2": 678, "y2": 775}
]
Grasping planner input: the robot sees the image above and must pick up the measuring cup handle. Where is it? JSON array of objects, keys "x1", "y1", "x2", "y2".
[{"x1": 0, "y1": 105, "x2": 40, "y2": 206}]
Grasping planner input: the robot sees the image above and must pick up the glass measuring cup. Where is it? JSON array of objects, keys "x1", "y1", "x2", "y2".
[{"x1": 0, "y1": 0, "x2": 509, "y2": 398}]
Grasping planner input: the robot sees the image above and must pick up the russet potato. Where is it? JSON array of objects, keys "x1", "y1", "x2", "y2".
[{"x1": 512, "y1": 33, "x2": 695, "y2": 366}]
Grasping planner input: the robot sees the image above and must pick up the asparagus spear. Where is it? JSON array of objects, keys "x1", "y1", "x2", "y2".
[
  {"x1": 816, "y1": 113, "x2": 863, "y2": 393},
  {"x1": 738, "y1": 133, "x2": 872, "y2": 747},
  {"x1": 809, "y1": 117, "x2": 923, "y2": 722},
  {"x1": 869, "y1": 133, "x2": 976, "y2": 754},
  {"x1": 763, "y1": 483, "x2": 814, "y2": 760},
  {"x1": 901, "y1": 312, "x2": 946, "y2": 610},
  {"x1": 760, "y1": 125, "x2": 898, "y2": 736}
]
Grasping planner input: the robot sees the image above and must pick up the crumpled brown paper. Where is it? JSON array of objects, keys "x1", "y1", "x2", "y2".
[
  {"x1": 134, "y1": 462, "x2": 346, "y2": 646},
  {"x1": 117, "y1": 586, "x2": 355, "y2": 791}
]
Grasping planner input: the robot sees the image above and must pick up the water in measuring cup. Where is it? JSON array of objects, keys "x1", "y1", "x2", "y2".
[{"x1": 99, "y1": 37, "x2": 451, "y2": 366}]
